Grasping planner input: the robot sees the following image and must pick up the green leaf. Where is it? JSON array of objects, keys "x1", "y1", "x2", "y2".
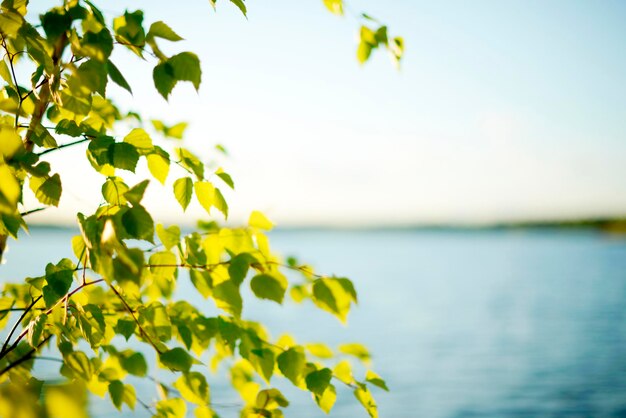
[
  {"x1": 250, "y1": 274, "x2": 286, "y2": 304},
  {"x1": 101, "y1": 177, "x2": 129, "y2": 206},
  {"x1": 168, "y1": 52, "x2": 201, "y2": 90},
  {"x1": 149, "y1": 251, "x2": 177, "y2": 279},
  {"x1": 124, "y1": 180, "x2": 150, "y2": 206},
  {"x1": 176, "y1": 148, "x2": 204, "y2": 180},
  {"x1": 365, "y1": 370, "x2": 389, "y2": 391},
  {"x1": 174, "y1": 372, "x2": 209, "y2": 405},
  {"x1": 113, "y1": 10, "x2": 145, "y2": 57},
  {"x1": 77, "y1": 28, "x2": 114, "y2": 62},
  {"x1": 119, "y1": 350, "x2": 148, "y2": 377},
  {"x1": 305, "y1": 368, "x2": 332, "y2": 396},
  {"x1": 215, "y1": 168, "x2": 234, "y2": 189},
  {"x1": 189, "y1": 269, "x2": 212, "y2": 299},
  {"x1": 123, "y1": 128, "x2": 153, "y2": 155},
  {"x1": 114, "y1": 318, "x2": 136, "y2": 341},
  {"x1": 42, "y1": 259, "x2": 75, "y2": 307},
  {"x1": 248, "y1": 210, "x2": 273, "y2": 230},
  {"x1": 112, "y1": 248, "x2": 145, "y2": 285},
  {"x1": 140, "y1": 302, "x2": 172, "y2": 341},
  {"x1": 156, "y1": 224, "x2": 180, "y2": 250},
  {"x1": 194, "y1": 181, "x2": 214, "y2": 214},
  {"x1": 277, "y1": 346, "x2": 305, "y2": 385},
  {"x1": 160, "y1": 347, "x2": 193, "y2": 372},
  {"x1": 312, "y1": 278, "x2": 354, "y2": 322},
  {"x1": 41, "y1": 10, "x2": 72, "y2": 41},
  {"x1": 228, "y1": 253, "x2": 256, "y2": 286},
  {"x1": 256, "y1": 388, "x2": 289, "y2": 409},
  {"x1": 229, "y1": 0, "x2": 247, "y2": 17},
  {"x1": 107, "y1": 60, "x2": 132, "y2": 94},
  {"x1": 27, "y1": 314, "x2": 47, "y2": 347},
  {"x1": 77, "y1": 59, "x2": 108, "y2": 96},
  {"x1": 212, "y1": 280, "x2": 242, "y2": 317},
  {"x1": 87, "y1": 135, "x2": 114, "y2": 166},
  {"x1": 213, "y1": 188, "x2": 228, "y2": 219},
  {"x1": 354, "y1": 384, "x2": 378, "y2": 418},
  {"x1": 249, "y1": 348, "x2": 275, "y2": 382},
  {"x1": 0, "y1": 10, "x2": 23, "y2": 37},
  {"x1": 31, "y1": 124, "x2": 58, "y2": 148},
  {"x1": 153, "y1": 52, "x2": 202, "y2": 100},
  {"x1": 108, "y1": 142, "x2": 139, "y2": 172},
  {"x1": 121, "y1": 205, "x2": 154, "y2": 242},
  {"x1": 107, "y1": 379, "x2": 136, "y2": 411},
  {"x1": 108, "y1": 380, "x2": 124, "y2": 410},
  {"x1": 29, "y1": 174, "x2": 62, "y2": 206},
  {"x1": 173, "y1": 177, "x2": 193, "y2": 210},
  {"x1": 147, "y1": 21, "x2": 183, "y2": 42},
  {"x1": 65, "y1": 351, "x2": 94, "y2": 381}
]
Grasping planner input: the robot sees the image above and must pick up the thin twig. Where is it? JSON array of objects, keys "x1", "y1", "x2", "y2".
[
  {"x1": 107, "y1": 282, "x2": 164, "y2": 354},
  {"x1": 20, "y1": 207, "x2": 47, "y2": 217},
  {"x1": 0, "y1": 280, "x2": 103, "y2": 360},
  {"x1": 0, "y1": 335, "x2": 52, "y2": 376},
  {"x1": 36, "y1": 137, "x2": 91, "y2": 157},
  {"x1": 0, "y1": 295, "x2": 42, "y2": 357}
]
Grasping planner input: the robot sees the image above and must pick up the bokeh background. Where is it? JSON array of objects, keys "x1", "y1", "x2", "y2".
[{"x1": 6, "y1": 1, "x2": 626, "y2": 417}]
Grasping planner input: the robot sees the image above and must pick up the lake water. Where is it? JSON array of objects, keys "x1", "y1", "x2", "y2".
[{"x1": 2, "y1": 228, "x2": 626, "y2": 417}]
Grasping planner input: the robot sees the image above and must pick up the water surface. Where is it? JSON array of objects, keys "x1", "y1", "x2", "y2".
[{"x1": 2, "y1": 228, "x2": 626, "y2": 417}]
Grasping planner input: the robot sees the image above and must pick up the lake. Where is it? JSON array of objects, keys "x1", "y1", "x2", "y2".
[{"x1": 2, "y1": 228, "x2": 626, "y2": 417}]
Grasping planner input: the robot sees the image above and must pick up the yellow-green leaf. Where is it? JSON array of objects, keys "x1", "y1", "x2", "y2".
[
  {"x1": 323, "y1": 0, "x2": 343, "y2": 15},
  {"x1": 248, "y1": 210, "x2": 273, "y2": 230},
  {"x1": 29, "y1": 174, "x2": 62, "y2": 206},
  {"x1": 354, "y1": 385, "x2": 378, "y2": 418},
  {"x1": 315, "y1": 384, "x2": 336, "y2": 413},
  {"x1": 147, "y1": 147, "x2": 170, "y2": 184},
  {"x1": 174, "y1": 372, "x2": 209, "y2": 405},
  {"x1": 194, "y1": 181, "x2": 214, "y2": 214},
  {"x1": 173, "y1": 177, "x2": 193, "y2": 210}
]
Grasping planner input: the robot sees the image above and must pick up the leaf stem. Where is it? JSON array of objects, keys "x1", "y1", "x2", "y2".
[{"x1": 107, "y1": 282, "x2": 164, "y2": 354}]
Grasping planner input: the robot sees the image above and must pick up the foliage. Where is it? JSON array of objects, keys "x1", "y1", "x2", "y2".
[{"x1": 0, "y1": 1, "x2": 400, "y2": 417}]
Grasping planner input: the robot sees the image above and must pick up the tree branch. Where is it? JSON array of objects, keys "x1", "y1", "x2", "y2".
[
  {"x1": 0, "y1": 334, "x2": 52, "y2": 377},
  {"x1": 36, "y1": 136, "x2": 91, "y2": 157},
  {"x1": 107, "y1": 282, "x2": 164, "y2": 354},
  {"x1": 0, "y1": 295, "x2": 42, "y2": 357}
]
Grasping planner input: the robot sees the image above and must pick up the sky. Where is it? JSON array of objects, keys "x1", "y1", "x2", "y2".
[{"x1": 25, "y1": 0, "x2": 626, "y2": 226}]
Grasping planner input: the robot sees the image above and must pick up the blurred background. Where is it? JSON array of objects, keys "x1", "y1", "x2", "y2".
[{"x1": 8, "y1": 1, "x2": 626, "y2": 417}]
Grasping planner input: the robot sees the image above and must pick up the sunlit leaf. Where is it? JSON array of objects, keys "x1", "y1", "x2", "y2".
[
  {"x1": 250, "y1": 274, "x2": 286, "y2": 304},
  {"x1": 160, "y1": 347, "x2": 194, "y2": 372},
  {"x1": 323, "y1": 0, "x2": 343, "y2": 15},
  {"x1": 248, "y1": 210, "x2": 273, "y2": 230},
  {"x1": 173, "y1": 177, "x2": 193, "y2": 210},
  {"x1": 277, "y1": 346, "x2": 305, "y2": 385},
  {"x1": 305, "y1": 368, "x2": 332, "y2": 396},
  {"x1": 147, "y1": 21, "x2": 183, "y2": 42},
  {"x1": 365, "y1": 370, "x2": 389, "y2": 391},
  {"x1": 174, "y1": 372, "x2": 209, "y2": 405}
]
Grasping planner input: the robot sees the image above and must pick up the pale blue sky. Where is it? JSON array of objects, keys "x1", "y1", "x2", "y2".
[{"x1": 28, "y1": 1, "x2": 626, "y2": 226}]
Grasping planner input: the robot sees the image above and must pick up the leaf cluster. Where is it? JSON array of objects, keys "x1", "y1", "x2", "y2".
[{"x1": 0, "y1": 0, "x2": 396, "y2": 417}]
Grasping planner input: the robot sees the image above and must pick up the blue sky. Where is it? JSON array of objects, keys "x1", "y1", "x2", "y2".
[{"x1": 28, "y1": 1, "x2": 626, "y2": 226}]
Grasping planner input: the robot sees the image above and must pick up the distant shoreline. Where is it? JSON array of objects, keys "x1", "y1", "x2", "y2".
[{"x1": 23, "y1": 218, "x2": 626, "y2": 234}]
